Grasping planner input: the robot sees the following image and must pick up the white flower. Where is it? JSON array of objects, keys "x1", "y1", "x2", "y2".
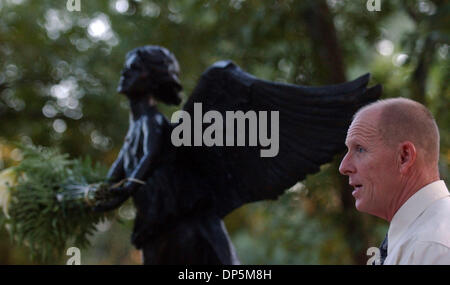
[{"x1": 0, "y1": 167, "x2": 18, "y2": 219}]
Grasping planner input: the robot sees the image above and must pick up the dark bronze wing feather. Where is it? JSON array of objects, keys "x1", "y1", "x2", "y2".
[{"x1": 175, "y1": 61, "x2": 382, "y2": 218}]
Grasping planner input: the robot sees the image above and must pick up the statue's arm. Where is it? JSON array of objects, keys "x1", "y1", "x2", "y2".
[
  {"x1": 92, "y1": 115, "x2": 164, "y2": 212},
  {"x1": 106, "y1": 147, "x2": 126, "y2": 183},
  {"x1": 120, "y1": 114, "x2": 164, "y2": 194},
  {"x1": 92, "y1": 136, "x2": 129, "y2": 212}
]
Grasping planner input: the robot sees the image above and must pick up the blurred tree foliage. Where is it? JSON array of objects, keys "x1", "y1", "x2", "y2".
[{"x1": 0, "y1": 0, "x2": 448, "y2": 264}]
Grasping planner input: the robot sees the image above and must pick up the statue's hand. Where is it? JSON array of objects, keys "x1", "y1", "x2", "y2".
[
  {"x1": 91, "y1": 186, "x2": 131, "y2": 213},
  {"x1": 108, "y1": 186, "x2": 130, "y2": 196}
]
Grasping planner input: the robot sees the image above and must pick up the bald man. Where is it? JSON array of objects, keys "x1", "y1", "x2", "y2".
[{"x1": 339, "y1": 98, "x2": 450, "y2": 265}]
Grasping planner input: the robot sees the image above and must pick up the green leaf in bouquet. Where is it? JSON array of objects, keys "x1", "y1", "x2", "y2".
[{"x1": 0, "y1": 143, "x2": 115, "y2": 262}]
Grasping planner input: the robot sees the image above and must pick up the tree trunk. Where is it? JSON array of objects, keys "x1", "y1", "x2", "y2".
[{"x1": 303, "y1": 0, "x2": 371, "y2": 265}]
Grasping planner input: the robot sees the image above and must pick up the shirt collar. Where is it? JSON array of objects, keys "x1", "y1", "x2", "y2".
[{"x1": 387, "y1": 180, "x2": 449, "y2": 255}]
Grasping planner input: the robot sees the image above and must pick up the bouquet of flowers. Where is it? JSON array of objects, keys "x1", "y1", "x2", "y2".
[{"x1": 0, "y1": 143, "x2": 115, "y2": 261}]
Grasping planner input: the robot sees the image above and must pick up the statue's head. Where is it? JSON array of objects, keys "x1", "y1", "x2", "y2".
[{"x1": 117, "y1": 45, "x2": 182, "y2": 105}]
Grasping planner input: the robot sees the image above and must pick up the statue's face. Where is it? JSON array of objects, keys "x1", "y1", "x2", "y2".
[
  {"x1": 117, "y1": 47, "x2": 183, "y2": 104},
  {"x1": 117, "y1": 53, "x2": 148, "y2": 95},
  {"x1": 167, "y1": 58, "x2": 181, "y2": 86}
]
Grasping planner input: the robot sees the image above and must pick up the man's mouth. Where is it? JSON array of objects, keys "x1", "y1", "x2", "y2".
[{"x1": 351, "y1": 184, "x2": 363, "y2": 197}]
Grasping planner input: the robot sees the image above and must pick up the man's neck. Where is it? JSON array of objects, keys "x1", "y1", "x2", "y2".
[{"x1": 386, "y1": 167, "x2": 440, "y2": 222}]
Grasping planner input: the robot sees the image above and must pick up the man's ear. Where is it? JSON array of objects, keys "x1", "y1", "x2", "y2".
[{"x1": 398, "y1": 141, "x2": 417, "y2": 174}]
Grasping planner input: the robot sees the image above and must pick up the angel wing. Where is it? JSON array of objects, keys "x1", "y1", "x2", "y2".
[{"x1": 174, "y1": 61, "x2": 382, "y2": 218}]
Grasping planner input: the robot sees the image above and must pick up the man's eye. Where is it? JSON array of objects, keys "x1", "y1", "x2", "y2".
[{"x1": 356, "y1": 146, "x2": 365, "y2": 153}]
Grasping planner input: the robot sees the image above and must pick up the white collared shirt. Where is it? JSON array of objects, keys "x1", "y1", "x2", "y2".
[{"x1": 384, "y1": 180, "x2": 450, "y2": 265}]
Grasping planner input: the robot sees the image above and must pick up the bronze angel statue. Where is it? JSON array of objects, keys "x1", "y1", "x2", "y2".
[{"x1": 93, "y1": 45, "x2": 382, "y2": 265}]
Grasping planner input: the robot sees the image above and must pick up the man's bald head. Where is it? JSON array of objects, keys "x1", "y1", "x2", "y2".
[
  {"x1": 340, "y1": 97, "x2": 441, "y2": 220},
  {"x1": 355, "y1": 98, "x2": 440, "y2": 166}
]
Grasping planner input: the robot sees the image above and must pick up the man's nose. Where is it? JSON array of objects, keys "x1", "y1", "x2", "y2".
[{"x1": 339, "y1": 153, "x2": 355, "y2": 176}]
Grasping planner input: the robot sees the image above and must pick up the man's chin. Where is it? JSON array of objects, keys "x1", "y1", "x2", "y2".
[
  {"x1": 355, "y1": 201, "x2": 376, "y2": 217},
  {"x1": 355, "y1": 200, "x2": 366, "y2": 212}
]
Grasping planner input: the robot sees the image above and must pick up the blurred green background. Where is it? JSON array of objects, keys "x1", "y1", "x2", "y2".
[{"x1": 0, "y1": 0, "x2": 448, "y2": 264}]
